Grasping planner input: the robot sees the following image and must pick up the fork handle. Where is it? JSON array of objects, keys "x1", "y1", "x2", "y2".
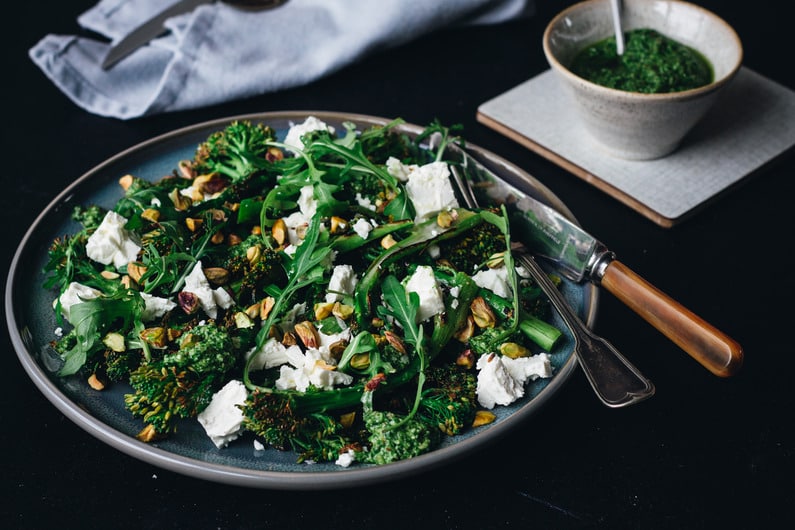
[
  {"x1": 600, "y1": 260, "x2": 744, "y2": 377},
  {"x1": 518, "y1": 254, "x2": 654, "y2": 407}
]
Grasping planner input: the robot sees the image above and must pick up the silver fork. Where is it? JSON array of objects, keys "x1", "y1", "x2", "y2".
[{"x1": 448, "y1": 163, "x2": 655, "y2": 408}]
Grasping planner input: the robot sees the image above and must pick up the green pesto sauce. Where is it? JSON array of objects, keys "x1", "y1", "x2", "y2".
[{"x1": 570, "y1": 28, "x2": 713, "y2": 93}]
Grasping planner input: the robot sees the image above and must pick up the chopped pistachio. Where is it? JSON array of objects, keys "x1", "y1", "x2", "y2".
[
  {"x1": 472, "y1": 410, "x2": 497, "y2": 428},
  {"x1": 470, "y1": 296, "x2": 496, "y2": 328},
  {"x1": 102, "y1": 331, "x2": 126, "y2": 353}
]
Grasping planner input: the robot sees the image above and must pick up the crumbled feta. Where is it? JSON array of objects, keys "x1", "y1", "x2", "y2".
[
  {"x1": 326, "y1": 264, "x2": 358, "y2": 303},
  {"x1": 385, "y1": 156, "x2": 416, "y2": 182},
  {"x1": 213, "y1": 286, "x2": 234, "y2": 311},
  {"x1": 475, "y1": 352, "x2": 553, "y2": 409},
  {"x1": 85, "y1": 211, "x2": 141, "y2": 269},
  {"x1": 318, "y1": 327, "x2": 351, "y2": 350},
  {"x1": 471, "y1": 266, "x2": 529, "y2": 300},
  {"x1": 282, "y1": 211, "x2": 309, "y2": 246},
  {"x1": 403, "y1": 161, "x2": 459, "y2": 222},
  {"x1": 355, "y1": 193, "x2": 376, "y2": 211},
  {"x1": 246, "y1": 338, "x2": 301, "y2": 371},
  {"x1": 57, "y1": 282, "x2": 101, "y2": 323},
  {"x1": 179, "y1": 185, "x2": 219, "y2": 204},
  {"x1": 275, "y1": 347, "x2": 354, "y2": 392},
  {"x1": 197, "y1": 380, "x2": 249, "y2": 448},
  {"x1": 405, "y1": 265, "x2": 445, "y2": 322},
  {"x1": 297, "y1": 184, "x2": 318, "y2": 219},
  {"x1": 427, "y1": 244, "x2": 441, "y2": 259},
  {"x1": 353, "y1": 218, "x2": 373, "y2": 239},
  {"x1": 278, "y1": 302, "x2": 307, "y2": 333},
  {"x1": 472, "y1": 267, "x2": 512, "y2": 299},
  {"x1": 284, "y1": 116, "x2": 335, "y2": 154},
  {"x1": 140, "y1": 292, "x2": 176, "y2": 322},
  {"x1": 335, "y1": 449, "x2": 356, "y2": 468},
  {"x1": 54, "y1": 327, "x2": 63, "y2": 338},
  {"x1": 182, "y1": 261, "x2": 233, "y2": 319},
  {"x1": 503, "y1": 352, "x2": 553, "y2": 383},
  {"x1": 253, "y1": 439, "x2": 266, "y2": 451}
]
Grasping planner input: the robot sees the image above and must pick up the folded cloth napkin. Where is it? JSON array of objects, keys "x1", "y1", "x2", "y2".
[{"x1": 30, "y1": 0, "x2": 535, "y2": 120}]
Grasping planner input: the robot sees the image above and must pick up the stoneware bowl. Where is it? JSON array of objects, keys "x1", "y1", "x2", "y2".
[{"x1": 543, "y1": 0, "x2": 743, "y2": 160}]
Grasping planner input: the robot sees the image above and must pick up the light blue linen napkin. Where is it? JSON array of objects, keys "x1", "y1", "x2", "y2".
[{"x1": 30, "y1": 0, "x2": 535, "y2": 120}]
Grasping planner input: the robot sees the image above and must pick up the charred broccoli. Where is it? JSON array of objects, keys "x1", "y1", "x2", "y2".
[
  {"x1": 193, "y1": 120, "x2": 277, "y2": 182},
  {"x1": 124, "y1": 363, "x2": 219, "y2": 439},
  {"x1": 417, "y1": 365, "x2": 478, "y2": 436},
  {"x1": 162, "y1": 321, "x2": 238, "y2": 375},
  {"x1": 240, "y1": 390, "x2": 355, "y2": 463},
  {"x1": 435, "y1": 218, "x2": 506, "y2": 273}
]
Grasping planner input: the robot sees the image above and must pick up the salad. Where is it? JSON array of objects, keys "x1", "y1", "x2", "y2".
[{"x1": 43, "y1": 116, "x2": 564, "y2": 467}]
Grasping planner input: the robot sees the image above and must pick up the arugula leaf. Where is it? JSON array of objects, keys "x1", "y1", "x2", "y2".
[
  {"x1": 383, "y1": 184, "x2": 414, "y2": 221},
  {"x1": 58, "y1": 292, "x2": 144, "y2": 376},
  {"x1": 246, "y1": 215, "x2": 332, "y2": 389},
  {"x1": 377, "y1": 275, "x2": 428, "y2": 421}
]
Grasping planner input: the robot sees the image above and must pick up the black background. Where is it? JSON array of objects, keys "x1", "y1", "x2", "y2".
[{"x1": 3, "y1": 1, "x2": 793, "y2": 528}]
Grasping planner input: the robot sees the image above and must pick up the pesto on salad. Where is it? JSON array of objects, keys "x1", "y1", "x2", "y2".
[{"x1": 44, "y1": 116, "x2": 562, "y2": 466}]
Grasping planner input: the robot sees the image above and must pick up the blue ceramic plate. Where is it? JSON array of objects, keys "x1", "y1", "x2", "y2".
[{"x1": 6, "y1": 111, "x2": 594, "y2": 489}]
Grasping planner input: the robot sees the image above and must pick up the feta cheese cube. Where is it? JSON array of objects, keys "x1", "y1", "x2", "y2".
[
  {"x1": 335, "y1": 449, "x2": 356, "y2": 468},
  {"x1": 182, "y1": 261, "x2": 233, "y2": 319},
  {"x1": 404, "y1": 161, "x2": 459, "y2": 222},
  {"x1": 282, "y1": 211, "x2": 309, "y2": 246},
  {"x1": 405, "y1": 265, "x2": 445, "y2": 322},
  {"x1": 197, "y1": 380, "x2": 249, "y2": 448},
  {"x1": 326, "y1": 264, "x2": 358, "y2": 304},
  {"x1": 472, "y1": 267, "x2": 511, "y2": 299},
  {"x1": 297, "y1": 184, "x2": 318, "y2": 219},
  {"x1": 284, "y1": 116, "x2": 334, "y2": 154},
  {"x1": 476, "y1": 353, "x2": 525, "y2": 409},
  {"x1": 385, "y1": 156, "x2": 415, "y2": 182},
  {"x1": 140, "y1": 292, "x2": 176, "y2": 322},
  {"x1": 275, "y1": 347, "x2": 353, "y2": 392},
  {"x1": 85, "y1": 211, "x2": 141, "y2": 269},
  {"x1": 57, "y1": 282, "x2": 101, "y2": 323},
  {"x1": 352, "y1": 218, "x2": 373, "y2": 239},
  {"x1": 475, "y1": 352, "x2": 553, "y2": 409},
  {"x1": 246, "y1": 338, "x2": 301, "y2": 371}
]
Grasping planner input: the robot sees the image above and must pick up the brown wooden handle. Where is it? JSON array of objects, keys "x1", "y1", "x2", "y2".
[{"x1": 600, "y1": 260, "x2": 743, "y2": 377}]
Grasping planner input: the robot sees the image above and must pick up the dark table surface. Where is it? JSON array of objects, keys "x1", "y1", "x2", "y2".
[{"x1": 4, "y1": 1, "x2": 793, "y2": 528}]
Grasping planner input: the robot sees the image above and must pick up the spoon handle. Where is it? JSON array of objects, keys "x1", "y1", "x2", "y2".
[{"x1": 610, "y1": 0, "x2": 625, "y2": 55}]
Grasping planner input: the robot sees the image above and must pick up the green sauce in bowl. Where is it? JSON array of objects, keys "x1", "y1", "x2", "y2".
[{"x1": 570, "y1": 28, "x2": 713, "y2": 93}]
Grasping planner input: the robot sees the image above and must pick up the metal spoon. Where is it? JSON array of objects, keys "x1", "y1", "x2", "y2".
[{"x1": 610, "y1": 0, "x2": 625, "y2": 55}]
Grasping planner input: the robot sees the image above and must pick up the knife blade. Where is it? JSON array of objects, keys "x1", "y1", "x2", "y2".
[
  {"x1": 449, "y1": 142, "x2": 743, "y2": 378},
  {"x1": 102, "y1": 0, "x2": 212, "y2": 70}
]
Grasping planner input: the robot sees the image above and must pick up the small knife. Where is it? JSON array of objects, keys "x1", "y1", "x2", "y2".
[
  {"x1": 101, "y1": 0, "x2": 287, "y2": 70},
  {"x1": 452, "y1": 144, "x2": 743, "y2": 377}
]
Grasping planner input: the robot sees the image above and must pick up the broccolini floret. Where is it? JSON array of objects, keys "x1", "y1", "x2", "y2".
[
  {"x1": 434, "y1": 218, "x2": 506, "y2": 273},
  {"x1": 124, "y1": 362, "x2": 219, "y2": 438},
  {"x1": 162, "y1": 321, "x2": 238, "y2": 375},
  {"x1": 240, "y1": 390, "x2": 356, "y2": 463},
  {"x1": 417, "y1": 365, "x2": 478, "y2": 436},
  {"x1": 226, "y1": 240, "x2": 285, "y2": 304},
  {"x1": 193, "y1": 120, "x2": 277, "y2": 182},
  {"x1": 103, "y1": 348, "x2": 143, "y2": 383},
  {"x1": 71, "y1": 204, "x2": 106, "y2": 230}
]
